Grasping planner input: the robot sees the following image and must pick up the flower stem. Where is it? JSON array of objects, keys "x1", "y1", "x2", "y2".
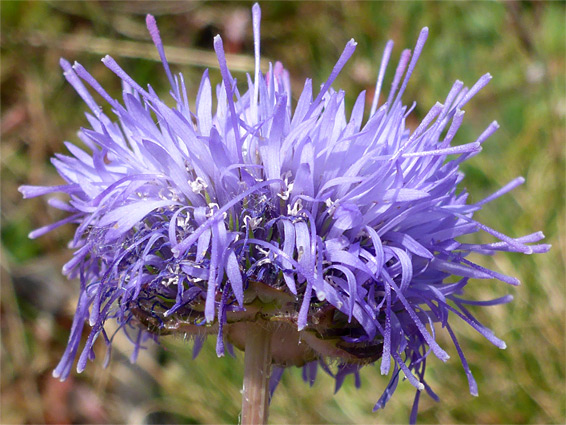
[{"x1": 241, "y1": 320, "x2": 272, "y2": 425}]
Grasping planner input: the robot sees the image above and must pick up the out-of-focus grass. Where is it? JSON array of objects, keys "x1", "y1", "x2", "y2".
[{"x1": 1, "y1": 1, "x2": 564, "y2": 424}]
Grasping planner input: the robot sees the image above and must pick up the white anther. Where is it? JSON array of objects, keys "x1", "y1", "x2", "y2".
[
  {"x1": 243, "y1": 215, "x2": 262, "y2": 231},
  {"x1": 287, "y1": 198, "x2": 303, "y2": 216},
  {"x1": 277, "y1": 182, "x2": 294, "y2": 201},
  {"x1": 189, "y1": 177, "x2": 208, "y2": 193}
]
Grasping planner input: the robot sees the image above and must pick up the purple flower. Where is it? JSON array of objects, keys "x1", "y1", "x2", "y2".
[{"x1": 20, "y1": 4, "x2": 549, "y2": 422}]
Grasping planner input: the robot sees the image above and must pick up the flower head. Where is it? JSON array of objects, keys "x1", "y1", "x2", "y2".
[{"x1": 20, "y1": 4, "x2": 549, "y2": 422}]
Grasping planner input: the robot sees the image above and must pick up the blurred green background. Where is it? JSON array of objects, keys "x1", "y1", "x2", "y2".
[{"x1": 1, "y1": 1, "x2": 564, "y2": 424}]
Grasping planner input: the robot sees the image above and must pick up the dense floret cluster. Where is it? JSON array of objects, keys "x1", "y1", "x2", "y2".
[{"x1": 20, "y1": 4, "x2": 549, "y2": 421}]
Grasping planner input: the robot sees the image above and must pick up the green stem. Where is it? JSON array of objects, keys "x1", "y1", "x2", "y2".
[{"x1": 241, "y1": 321, "x2": 272, "y2": 425}]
